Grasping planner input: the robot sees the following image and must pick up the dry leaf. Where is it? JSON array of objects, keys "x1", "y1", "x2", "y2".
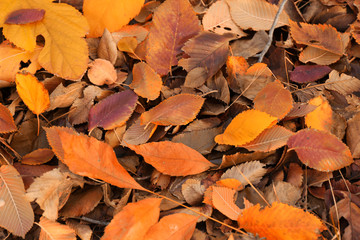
[
  {"x1": 146, "y1": 0, "x2": 201, "y2": 75},
  {"x1": 221, "y1": 161, "x2": 266, "y2": 186},
  {"x1": 15, "y1": 72, "x2": 50, "y2": 115},
  {"x1": 88, "y1": 59, "x2": 117, "y2": 86},
  {"x1": 0, "y1": 165, "x2": 34, "y2": 238},
  {"x1": 5, "y1": 9, "x2": 45, "y2": 24},
  {"x1": 212, "y1": 186, "x2": 241, "y2": 220},
  {"x1": 127, "y1": 141, "x2": 215, "y2": 176},
  {"x1": 305, "y1": 95, "x2": 333, "y2": 132},
  {"x1": 102, "y1": 198, "x2": 161, "y2": 240},
  {"x1": 21, "y1": 148, "x2": 54, "y2": 165},
  {"x1": 347, "y1": 112, "x2": 360, "y2": 158},
  {"x1": 83, "y1": 0, "x2": 145, "y2": 38},
  {"x1": 48, "y1": 82, "x2": 85, "y2": 111},
  {"x1": 38, "y1": 217, "x2": 76, "y2": 240},
  {"x1": 0, "y1": 102, "x2": 17, "y2": 133}
]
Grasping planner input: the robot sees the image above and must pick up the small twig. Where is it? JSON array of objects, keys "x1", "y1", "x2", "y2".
[
  {"x1": 257, "y1": 0, "x2": 288, "y2": 63},
  {"x1": 74, "y1": 217, "x2": 110, "y2": 226}
]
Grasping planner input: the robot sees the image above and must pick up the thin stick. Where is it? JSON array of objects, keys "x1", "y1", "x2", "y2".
[{"x1": 257, "y1": 0, "x2": 288, "y2": 63}]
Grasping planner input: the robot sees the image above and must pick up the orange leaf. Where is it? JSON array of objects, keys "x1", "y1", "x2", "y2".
[
  {"x1": 238, "y1": 202, "x2": 326, "y2": 240},
  {"x1": 127, "y1": 141, "x2": 215, "y2": 176},
  {"x1": 45, "y1": 126, "x2": 145, "y2": 190},
  {"x1": 240, "y1": 125, "x2": 294, "y2": 152},
  {"x1": 144, "y1": 213, "x2": 198, "y2": 240},
  {"x1": 347, "y1": 112, "x2": 360, "y2": 158},
  {"x1": 0, "y1": 102, "x2": 17, "y2": 133},
  {"x1": 212, "y1": 186, "x2": 241, "y2": 220},
  {"x1": 102, "y1": 198, "x2": 162, "y2": 240},
  {"x1": 0, "y1": 165, "x2": 34, "y2": 238},
  {"x1": 87, "y1": 59, "x2": 117, "y2": 86},
  {"x1": 146, "y1": 0, "x2": 201, "y2": 75},
  {"x1": 130, "y1": 62, "x2": 162, "y2": 100},
  {"x1": 15, "y1": 72, "x2": 50, "y2": 115},
  {"x1": 215, "y1": 109, "x2": 277, "y2": 146},
  {"x1": 39, "y1": 217, "x2": 76, "y2": 240},
  {"x1": 83, "y1": 0, "x2": 145, "y2": 38},
  {"x1": 305, "y1": 95, "x2": 333, "y2": 132},
  {"x1": 289, "y1": 20, "x2": 348, "y2": 55},
  {"x1": 254, "y1": 79, "x2": 293, "y2": 119},
  {"x1": 1, "y1": 0, "x2": 89, "y2": 80},
  {"x1": 21, "y1": 148, "x2": 54, "y2": 165},
  {"x1": 0, "y1": 40, "x2": 41, "y2": 83},
  {"x1": 287, "y1": 129, "x2": 353, "y2": 171},
  {"x1": 140, "y1": 94, "x2": 204, "y2": 126}
]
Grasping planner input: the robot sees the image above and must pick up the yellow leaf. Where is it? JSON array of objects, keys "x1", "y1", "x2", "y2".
[
  {"x1": 305, "y1": 95, "x2": 333, "y2": 132},
  {"x1": 83, "y1": 0, "x2": 145, "y2": 38},
  {"x1": 0, "y1": 0, "x2": 89, "y2": 80},
  {"x1": 15, "y1": 72, "x2": 50, "y2": 115},
  {"x1": 215, "y1": 109, "x2": 277, "y2": 146}
]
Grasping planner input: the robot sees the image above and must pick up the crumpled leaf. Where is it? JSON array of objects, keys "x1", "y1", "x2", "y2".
[
  {"x1": 102, "y1": 198, "x2": 161, "y2": 240},
  {"x1": 140, "y1": 94, "x2": 204, "y2": 126},
  {"x1": 0, "y1": 165, "x2": 34, "y2": 238},
  {"x1": 238, "y1": 202, "x2": 326, "y2": 240},
  {"x1": 127, "y1": 141, "x2": 215, "y2": 176},
  {"x1": 83, "y1": 0, "x2": 145, "y2": 38},
  {"x1": 16, "y1": 72, "x2": 50, "y2": 115},
  {"x1": 287, "y1": 129, "x2": 353, "y2": 172},
  {"x1": 0, "y1": 40, "x2": 41, "y2": 83},
  {"x1": 45, "y1": 126, "x2": 145, "y2": 190},
  {"x1": 146, "y1": 0, "x2": 200, "y2": 76},
  {"x1": 215, "y1": 109, "x2": 277, "y2": 146},
  {"x1": 0, "y1": 0, "x2": 89, "y2": 80},
  {"x1": 226, "y1": 0, "x2": 289, "y2": 31},
  {"x1": 88, "y1": 90, "x2": 138, "y2": 131}
]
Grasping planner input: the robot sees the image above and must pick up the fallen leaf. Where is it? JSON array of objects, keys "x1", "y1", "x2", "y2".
[
  {"x1": 305, "y1": 95, "x2": 333, "y2": 132},
  {"x1": 130, "y1": 62, "x2": 162, "y2": 100},
  {"x1": 212, "y1": 186, "x2": 241, "y2": 220},
  {"x1": 325, "y1": 70, "x2": 360, "y2": 95},
  {"x1": 38, "y1": 217, "x2": 76, "y2": 240},
  {"x1": 88, "y1": 90, "x2": 138, "y2": 131},
  {"x1": 48, "y1": 82, "x2": 85, "y2": 111},
  {"x1": 1, "y1": 0, "x2": 89, "y2": 80},
  {"x1": 21, "y1": 148, "x2": 54, "y2": 165},
  {"x1": 221, "y1": 161, "x2": 266, "y2": 186},
  {"x1": 287, "y1": 129, "x2": 353, "y2": 171},
  {"x1": 127, "y1": 141, "x2": 215, "y2": 176},
  {"x1": 140, "y1": 94, "x2": 204, "y2": 126},
  {"x1": 146, "y1": 0, "x2": 201, "y2": 75},
  {"x1": 144, "y1": 213, "x2": 198, "y2": 240},
  {"x1": 253, "y1": 79, "x2": 293, "y2": 119},
  {"x1": 15, "y1": 72, "x2": 50, "y2": 115},
  {"x1": 290, "y1": 65, "x2": 332, "y2": 83},
  {"x1": 226, "y1": 0, "x2": 289, "y2": 31},
  {"x1": 5, "y1": 8, "x2": 45, "y2": 24},
  {"x1": 0, "y1": 165, "x2": 34, "y2": 238},
  {"x1": 83, "y1": 0, "x2": 145, "y2": 37},
  {"x1": 123, "y1": 119, "x2": 157, "y2": 145},
  {"x1": 87, "y1": 59, "x2": 117, "y2": 86},
  {"x1": 264, "y1": 181, "x2": 301, "y2": 206},
  {"x1": 238, "y1": 202, "x2": 326, "y2": 240},
  {"x1": 347, "y1": 112, "x2": 360, "y2": 158},
  {"x1": 0, "y1": 102, "x2": 17, "y2": 133},
  {"x1": 45, "y1": 126, "x2": 145, "y2": 190},
  {"x1": 102, "y1": 198, "x2": 161, "y2": 240},
  {"x1": 215, "y1": 109, "x2": 278, "y2": 146}
]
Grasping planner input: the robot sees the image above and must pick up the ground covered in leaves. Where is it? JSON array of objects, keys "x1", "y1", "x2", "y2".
[{"x1": 1, "y1": 0, "x2": 360, "y2": 239}]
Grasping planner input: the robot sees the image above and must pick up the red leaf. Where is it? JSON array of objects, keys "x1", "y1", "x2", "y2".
[
  {"x1": 290, "y1": 65, "x2": 331, "y2": 83},
  {"x1": 5, "y1": 9, "x2": 45, "y2": 24}
]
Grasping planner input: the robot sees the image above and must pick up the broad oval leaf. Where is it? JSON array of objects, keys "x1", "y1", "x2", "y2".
[
  {"x1": 0, "y1": 165, "x2": 34, "y2": 238},
  {"x1": 238, "y1": 202, "x2": 326, "y2": 240},
  {"x1": 226, "y1": 0, "x2": 289, "y2": 31},
  {"x1": 305, "y1": 95, "x2": 333, "y2": 132},
  {"x1": 127, "y1": 141, "x2": 215, "y2": 176},
  {"x1": 215, "y1": 109, "x2": 278, "y2": 146},
  {"x1": 5, "y1": 9, "x2": 45, "y2": 24},
  {"x1": 287, "y1": 129, "x2": 353, "y2": 172},
  {"x1": 140, "y1": 94, "x2": 204, "y2": 126},
  {"x1": 2, "y1": 0, "x2": 89, "y2": 80},
  {"x1": 88, "y1": 90, "x2": 138, "y2": 131},
  {"x1": 0, "y1": 103, "x2": 17, "y2": 133},
  {"x1": 87, "y1": 59, "x2": 117, "y2": 86},
  {"x1": 15, "y1": 72, "x2": 50, "y2": 115},
  {"x1": 83, "y1": 0, "x2": 145, "y2": 38},
  {"x1": 39, "y1": 217, "x2": 76, "y2": 240},
  {"x1": 254, "y1": 79, "x2": 293, "y2": 119},
  {"x1": 130, "y1": 62, "x2": 162, "y2": 100},
  {"x1": 45, "y1": 126, "x2": 144, "y2": 190},
  {"x1": 290, "y1": 65, "x2": 331, "y2": 83},
  {"x1": 144, "y1": 213, "x2": 198, "y2": 240},
  {"x1": 146, "y1": 0, "x2": 201, "y2": 76},
  {"x1": 102, "y1": 198, "x2": 162, "y2": 240}
]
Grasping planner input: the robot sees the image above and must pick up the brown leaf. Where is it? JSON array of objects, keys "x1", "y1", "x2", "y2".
[
  {"x1": 0, "y1": 103, "x2": 17, "y2": 133},
  {"x1": 127, "y1": 141, "x2": 215, "y2": 176},
  {"x1": 123, "y1": 119, "x2": 157, "y2": 145},
  {"x1": 88, "y1": 90, "x2": 138, "y2": 131},
  {"x1": 140, "y1": 93, "x2": 204, "y2": 126},
  {"x1": 346, "y1": 112, "x2": 360, "y2": 158},
  {"x1": 0, "y1": 165, "x2": 34, "y2": 238},
  {"x1": 48, "y1": 82, "x2": 85, "y2": 111},
  {"x1": 179, "y1": 31, "x2": 233, "y2": 79},
  {"x1": 287, "y1": 129, "x2": 353, "y2": 172},
  {"x1": 39, "y1": 217, "x2": 76, "y2": 240},
  {"x1": 45, "y1": 126, "x2": 145, "y2": 190},
  {"x1": 102, "y1": 198, "x2": 162, "y2": 240},
  {"x1": 146, "y1": 0, "x2": 201, "y2": 75}
]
